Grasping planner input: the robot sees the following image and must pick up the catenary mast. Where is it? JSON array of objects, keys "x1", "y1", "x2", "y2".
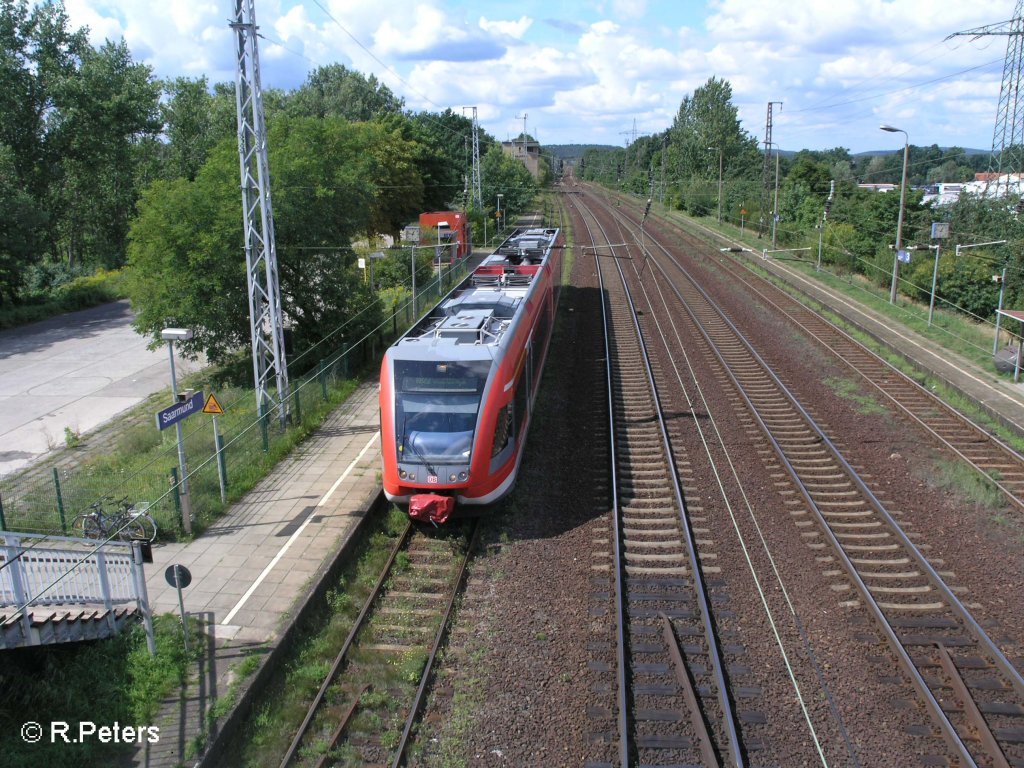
[{"x1": 231, "y1": 0, "x2": 289, "y2": 422}]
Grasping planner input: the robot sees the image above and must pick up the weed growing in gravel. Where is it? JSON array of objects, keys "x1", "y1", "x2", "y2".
[
  {"x1": 822, "y1": 376, "x2": 889, "y2": 416},
  {"x1": 930, "y1": 459, "x2": 1008, "y2": 510}
]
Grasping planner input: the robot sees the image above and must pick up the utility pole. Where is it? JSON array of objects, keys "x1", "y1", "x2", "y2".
[
  {"x1": 463, "y1": 107, "x2": 483, "y2": 210},
  {"x1": 660, "y1": 134, "x2": 667, "y2": 205},
  {"x1": 772, "y1": 151, "x2": 780, "y2": 248},
  {"x1": 759, "y1": 101, "x2": 782, "y2": 238},
  {"x1": 230, "y1": 0, "x2": 289, "y2": 423}
]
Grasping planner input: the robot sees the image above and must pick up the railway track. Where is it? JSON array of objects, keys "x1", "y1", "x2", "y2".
[
  {"x1": 279, "y1": 519, "x2": 478, "y2": 768},
  {"x1": 574, "y1": 198, "x2": 745, "y2": 767},
  {"x1": 585, "y1": 187, "x2": 1024, "y2": 767},
  {"x1": 620, "y1": 192, "x2": 1024, "y2": 514}
]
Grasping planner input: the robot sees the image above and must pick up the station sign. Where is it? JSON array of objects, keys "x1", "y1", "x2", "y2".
[{"x1": 156, "y1": 391, "x2": 204, "y2": 431}]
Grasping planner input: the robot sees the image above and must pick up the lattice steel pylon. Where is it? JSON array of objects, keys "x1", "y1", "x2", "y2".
[
  {"x1": 759, "y1": 102, "x2": 782, "y2": 237},
  {"x1": 948, "y1": 2, "x2": 1024, "y2": 182},
  {"x1": 464, "y1": 106, "x2": 482, "y2": 210},
  {"x1": 231, "y1": 0, "x2": 289, "y2": 423}
]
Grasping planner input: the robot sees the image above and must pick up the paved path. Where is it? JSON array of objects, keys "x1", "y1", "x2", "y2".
[{"x1": 0, "y1": 301, "x2": 201, "y2": 476}]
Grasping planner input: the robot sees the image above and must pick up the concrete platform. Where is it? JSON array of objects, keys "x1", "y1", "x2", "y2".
[
  {"x1": 130, "y1": 379, "x2": 383, "y2": 766},
  {"x1": 0, "y1": 300, "x2": 202, "y2": 476}
]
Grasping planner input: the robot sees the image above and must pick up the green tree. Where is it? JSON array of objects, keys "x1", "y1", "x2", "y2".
[
  {"x1": 479, "y1": 143, "x2": 536, "y2": 233},
  {"x1": 126, "y1": 116, "x2": 423, "y2": 365},
  {"x1": 287, "y1": 64, "x2": 404, "y2": 121},
  {"x1": 0, "y1": 142, "x2": 44, "y2": 304},
  {"x1": 667, "y1": 77, "x2": 760, "y2": 214},
  {"x1": 49, "y1": 39, "x2": 161, "y2": 269},
  {"x1": 0, "y1": 0, "x2": 87, "y2": 297},
  {"x1": 161, "y1": 76, "x2": 216, "y2": 181}
]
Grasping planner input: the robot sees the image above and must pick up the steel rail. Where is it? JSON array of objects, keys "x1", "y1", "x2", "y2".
[
  {"x1": 577, "y1": 206, "x2": 631, "y2": 768},
  {"x1": 584, "y1": 198, "x2": 745, "y2": 767},
  {"x1": 624, "y1": 194, "x2": 1024, "y2": 514},
  {"x1": 279, "y1": 519, "x2": 414, "y2": 768},
  {"x1": 649, "y1": 217, "x2": 1024, "y2": 702},
  {"x1": 392, "y1": 519, "x2": 481, "y2": 767}
]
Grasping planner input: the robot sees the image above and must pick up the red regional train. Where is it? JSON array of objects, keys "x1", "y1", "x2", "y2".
[{"x1": 379, "y1": 226, "x2": 564, "y2": 523}]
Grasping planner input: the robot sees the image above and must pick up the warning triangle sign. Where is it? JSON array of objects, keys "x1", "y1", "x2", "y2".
[{"x1": 202, "y1": 392, "x2": 225, "y2": 415}]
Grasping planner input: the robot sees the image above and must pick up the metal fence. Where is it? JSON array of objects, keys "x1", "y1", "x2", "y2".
[{"x1": 0, "y1": 262, "x2": 470, "y2": 540}]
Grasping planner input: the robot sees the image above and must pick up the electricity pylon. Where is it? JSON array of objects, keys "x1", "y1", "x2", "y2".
[
  {"x1": 231, "y1": 0, "x2": 289, "y2": 422},
  {"x1": 948, "y1": 2, "x2": 1024, "y2": 180}
]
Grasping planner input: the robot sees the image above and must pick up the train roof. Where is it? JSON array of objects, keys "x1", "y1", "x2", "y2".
[{"x1": 389, "y1": 227, "x2": 560, "y2": 362}]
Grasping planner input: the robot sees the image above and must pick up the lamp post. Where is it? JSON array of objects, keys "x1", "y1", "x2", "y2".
[
  {"x1": 161, "y1": 328, "x2": 193, "y2": 534},
  {"x1": 707, "y1": 147, "x2": 723, "y2": 224},
  {"x1": 496, "y1": 194, "x2": 504, "y2": 233},
  {"x1": 880, "y1": 124, "x2": 909, "y2": 303}
]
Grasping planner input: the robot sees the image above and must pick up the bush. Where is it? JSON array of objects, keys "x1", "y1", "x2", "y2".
[
  {"x1": 0, "y1": 269, "x2": 128, "y2": 330},
  {"x1": 54, "y1": 269, "x2": 127, "y2": 310}
]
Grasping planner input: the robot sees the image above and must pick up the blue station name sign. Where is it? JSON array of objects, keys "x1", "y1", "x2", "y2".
[{"x1": 156, "y1": 391, "x2": 204, "y2": 431}]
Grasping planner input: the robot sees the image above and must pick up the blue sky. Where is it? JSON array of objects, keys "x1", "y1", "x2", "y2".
[{"x1": 60, "y1": 0, "x2": 1010, "y2": 154}]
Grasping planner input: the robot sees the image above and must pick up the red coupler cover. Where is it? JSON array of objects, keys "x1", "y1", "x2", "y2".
[{"x1": 409, "y1": 494, "x2": 455, "y2": 524}]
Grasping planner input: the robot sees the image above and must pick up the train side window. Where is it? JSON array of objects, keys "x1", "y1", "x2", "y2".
[{"x1": 490, "y1": 366, "x2": 528, "y2": 473}]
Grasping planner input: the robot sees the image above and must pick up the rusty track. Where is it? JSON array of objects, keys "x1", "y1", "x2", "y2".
[
  {"x1": 587, "y1": 188, "x2": 1024, "y2": 767},
  {"x1": 279, "y1": 519, "x2": 478, "y2": 768},
  {"x1": 625, "y1": 193, "x2": 1024, "y2": 514}
]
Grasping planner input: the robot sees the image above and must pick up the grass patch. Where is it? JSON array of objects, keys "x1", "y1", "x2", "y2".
[
  {"x1": 822, "y1": 376, "x2": 889, "y2": 416},
  {"x1": 0, "y1": 613, "x2": 202, "y2": 768},
  {"x1": 928, "y1": 458, "x2": 1011, "y2": 510},
  {"x1": 0, "y1": 269, "x2": 129, "y2": 331}
]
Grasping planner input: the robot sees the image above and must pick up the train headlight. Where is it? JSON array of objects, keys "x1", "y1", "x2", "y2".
[
  {"x1": 409, "y1": 473, "x2": 417, "y2": 482},
  {"x1": 399, "y1": 469, "x2": 407, "y2": 479},
  {"x1": 449, "y1": 473, "x2": 457, "y2": 482},
  {"x1": 459, "y1": 471, "x2": 468, "y2": 480}
]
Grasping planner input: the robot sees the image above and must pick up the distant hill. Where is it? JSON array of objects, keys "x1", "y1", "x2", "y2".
[
  {"x1": 546, "y1": 144, "x2": 618, "y2": 159},
  {"x1": 853, "y1": 147, "x2": 990, "y2": 157}
]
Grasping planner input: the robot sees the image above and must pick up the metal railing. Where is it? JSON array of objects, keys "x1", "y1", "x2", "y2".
[{"x1": 0, "y1": 531, "x2": 152, "y2": 647}]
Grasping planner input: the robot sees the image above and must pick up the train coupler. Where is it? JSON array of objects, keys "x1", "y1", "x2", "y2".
[{"x1": 409, "y1": 494, "x2": 455, "y2": 525}]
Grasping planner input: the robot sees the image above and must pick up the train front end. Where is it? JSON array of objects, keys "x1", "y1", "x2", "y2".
[{"x1": 380, "y1": 349, "x2": 501, "y2": 523}]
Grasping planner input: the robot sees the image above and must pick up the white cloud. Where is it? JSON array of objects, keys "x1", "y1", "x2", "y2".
[
  {"x1": 51, "y1": 1, "x2": 1010, "y2": 151},
  {"x1": 479, "y1": 15, "x2": 532, "y2": 39}
]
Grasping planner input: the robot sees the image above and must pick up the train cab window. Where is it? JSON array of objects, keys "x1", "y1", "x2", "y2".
[{"x1": 394, "y1": 360, "x2": 491, "y2": 466}]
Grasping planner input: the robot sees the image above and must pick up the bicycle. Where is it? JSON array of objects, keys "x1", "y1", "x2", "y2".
[{"x1": 71, "y1": 496, "x2": 158, "y2": 543}]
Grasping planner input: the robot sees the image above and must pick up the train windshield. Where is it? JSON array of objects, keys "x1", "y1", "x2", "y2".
[{"x1": 394, "y1": 360, "x2": 491, "y2": 465}]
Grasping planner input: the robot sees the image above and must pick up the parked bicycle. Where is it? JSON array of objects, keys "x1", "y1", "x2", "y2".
[{"x1": 71, "y1": 496, "x2": 158, "y2": 543}]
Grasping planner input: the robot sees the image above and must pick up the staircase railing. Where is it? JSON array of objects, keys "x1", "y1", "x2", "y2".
[{"x1": 0, "y1": 532, "x2": 153, "y2": 647}]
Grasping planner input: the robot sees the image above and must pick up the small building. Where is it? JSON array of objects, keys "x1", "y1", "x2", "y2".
[{"x1": 502, "y1": 138, "x2": 542, "y2": 179}]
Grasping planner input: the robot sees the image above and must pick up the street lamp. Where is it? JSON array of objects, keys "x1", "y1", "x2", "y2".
[
  {"x1": 707, "y1": 147, "x2": 723, "y2": 225},
  {"x1": 880, "y1": 124, "x2": 909, "y2": 303},
  {"x1": 161, "y1": 327, "x2": 193, "y2": 534}
]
